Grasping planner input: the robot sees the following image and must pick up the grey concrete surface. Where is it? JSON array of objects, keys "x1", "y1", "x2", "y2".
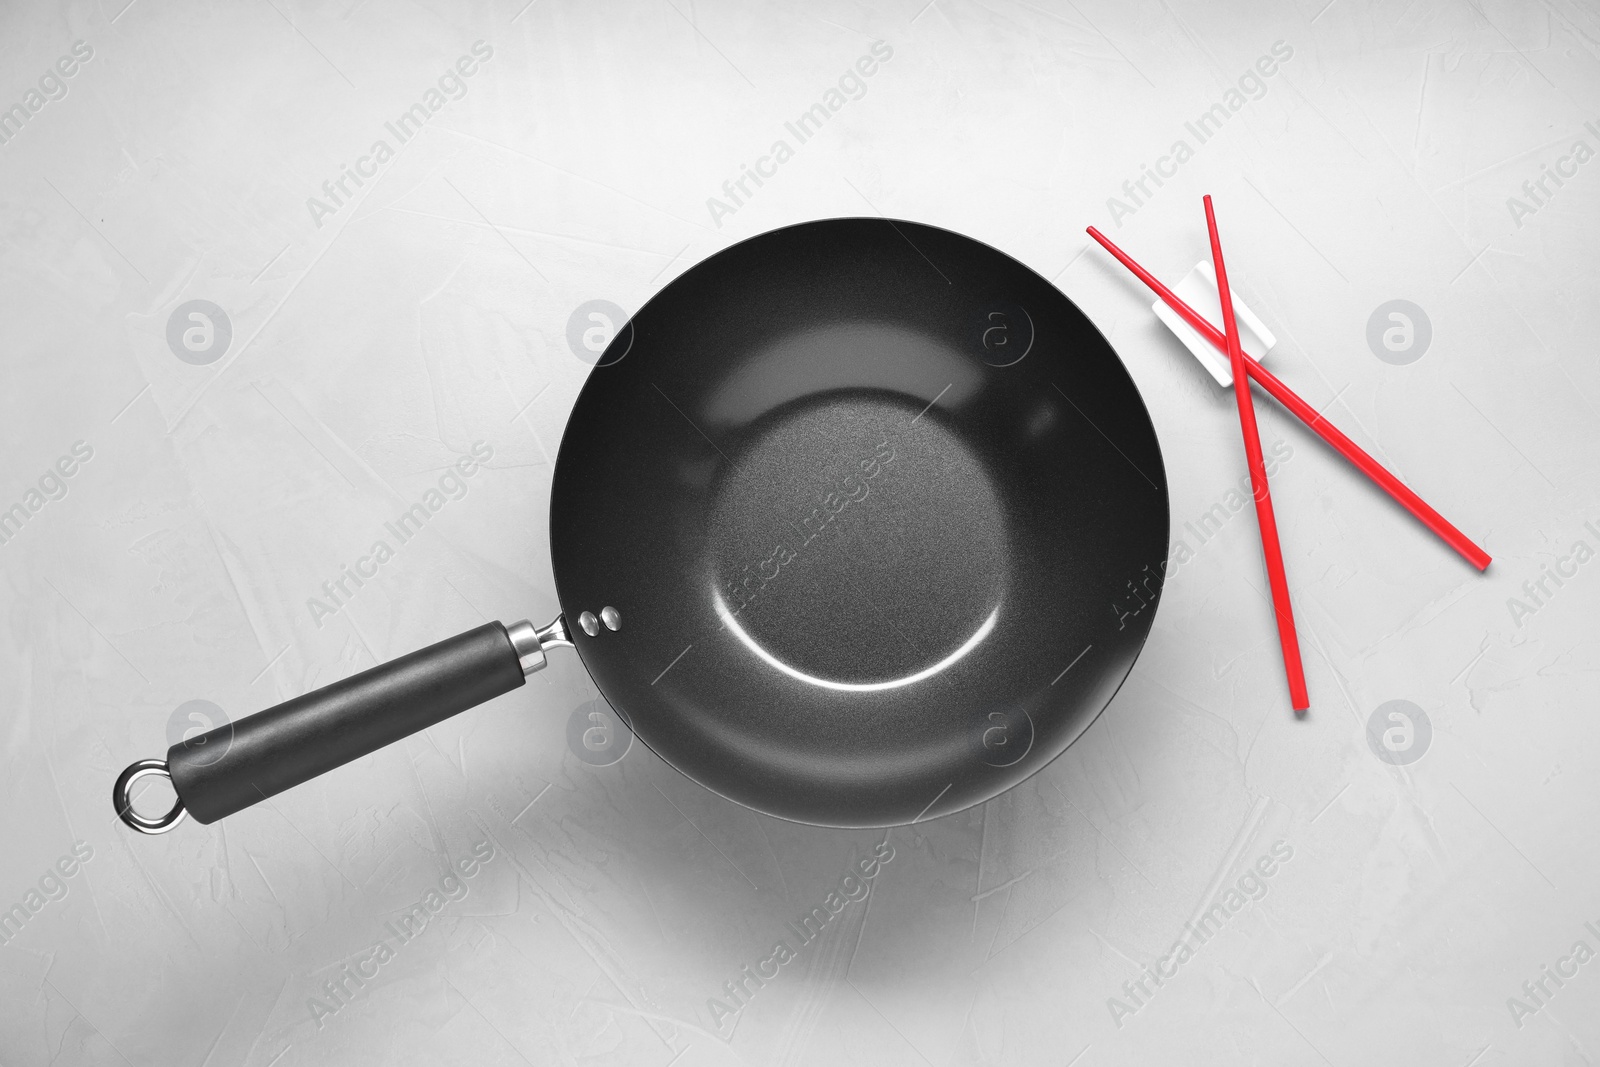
[{"x1": 2, "y1": 1, "x2": 1598, "y2": 1064}]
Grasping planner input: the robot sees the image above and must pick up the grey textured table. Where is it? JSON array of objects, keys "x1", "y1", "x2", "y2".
[{"x1": 2, "y1": 1, "x2": 1598, "y2": 1064}]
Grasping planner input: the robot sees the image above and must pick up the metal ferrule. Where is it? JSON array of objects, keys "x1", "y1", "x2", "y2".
[{"x1": 506, "y1": 614, "x2": 572, "y2": 676}]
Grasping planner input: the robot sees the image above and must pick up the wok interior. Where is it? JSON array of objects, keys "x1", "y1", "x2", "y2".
[{"x1": 549, "y1": 218, "x2": 1168, "y2": 826}]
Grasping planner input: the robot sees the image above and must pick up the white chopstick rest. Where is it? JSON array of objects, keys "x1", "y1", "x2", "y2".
[{"x1": 1152, "y1": 260, "x2": 1276, "y2": 387}]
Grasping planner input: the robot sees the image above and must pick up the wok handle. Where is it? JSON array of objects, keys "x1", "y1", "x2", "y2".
[{"x1": 117, "y1": 617, "x2": 571, "y2": 829}]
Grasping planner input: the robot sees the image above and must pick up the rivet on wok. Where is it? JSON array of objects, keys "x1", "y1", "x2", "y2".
[
  {"x1": 600, "y1": 606, "x2": 621, "y2": 631},
  {"x1": 578, "y1": 611, "x2": 599, "y2": 636}
]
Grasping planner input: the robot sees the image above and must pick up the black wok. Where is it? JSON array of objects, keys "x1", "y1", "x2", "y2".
[{"x1": 114, "y1": 217, "x2": 1168, "y2": 833}]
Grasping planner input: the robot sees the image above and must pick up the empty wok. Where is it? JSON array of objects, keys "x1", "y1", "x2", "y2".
[{"x1": 114, "y1": 217, "x2": 1168, "y2": 834}]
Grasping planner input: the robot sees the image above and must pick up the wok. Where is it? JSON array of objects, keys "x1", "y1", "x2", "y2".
[{"x1": 114, "y1": 217, "x2": 1168, "y2": 833}]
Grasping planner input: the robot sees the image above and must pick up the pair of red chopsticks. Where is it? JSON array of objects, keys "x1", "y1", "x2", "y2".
[{"x1": 1088, "y1": 199, "x2": 1491, "y2": 713}]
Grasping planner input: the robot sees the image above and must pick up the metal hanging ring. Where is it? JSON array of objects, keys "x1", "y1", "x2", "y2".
[{"x1": 114, "y1": 759, "x2": 188, "y2": 834}]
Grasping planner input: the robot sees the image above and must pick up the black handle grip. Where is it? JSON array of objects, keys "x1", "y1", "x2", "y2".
[{"x1": 168, "y1": 622, "x2": 525, "y2": 824}]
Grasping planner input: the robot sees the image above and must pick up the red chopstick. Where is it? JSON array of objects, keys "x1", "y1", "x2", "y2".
[
  {"x1": 1085, "y1": 225, "x2": 1492, "y2": 572},
  {"x1": 1203, "y1": 196, "x2": 1309, "y2": 712}
]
